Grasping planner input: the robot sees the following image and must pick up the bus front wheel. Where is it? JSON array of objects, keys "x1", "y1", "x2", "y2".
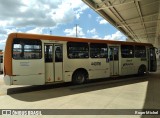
[{"x1": 72, "y1": 71, "x2": 87, "y2": 84}]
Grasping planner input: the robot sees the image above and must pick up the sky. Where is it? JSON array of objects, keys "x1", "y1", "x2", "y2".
[{"x1": 0, "y1": 0, "x2": 127, "y2": 50}]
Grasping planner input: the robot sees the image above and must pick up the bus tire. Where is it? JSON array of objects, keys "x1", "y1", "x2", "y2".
[
  {"x1": 72, "y1": 70, "x2": 87, "y2": 84},
  {"x1": 138, "y1": 65, "x2": 146, "y2": 76}
]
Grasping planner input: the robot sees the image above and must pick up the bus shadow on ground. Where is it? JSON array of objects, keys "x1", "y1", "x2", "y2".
[{"x1": 8, "y1": 75, "x2": 148, "y2": 102}]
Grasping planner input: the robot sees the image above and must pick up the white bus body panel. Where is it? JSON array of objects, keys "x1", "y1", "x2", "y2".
[
  {"x1": 89, "y1": 59, "x2": 110, "y2": 79},
  {"x1": 63, "y1": 59, "x2": 110, "y2": 81},
  {"x1": 110, "y1": 60, "x2": 119, "y2": 75},
  {"x1": 121, "y1": 58, "x2": 135, "y2": 75},
  {"x1": 121, "y1": 58, "x2": 148, "y2": 75},
  {"x1": 55, "y1": 62, "x2": 63, "y2": 81},
  {"x1": 63, "y1": 59, "x2": 88, "y2": 82},
  {"x1": 45, "y1": 63, "x2": 54, "y2": 82},
  {"x1": 12, "y1": 59, "x2": 45, "y2": 85}
]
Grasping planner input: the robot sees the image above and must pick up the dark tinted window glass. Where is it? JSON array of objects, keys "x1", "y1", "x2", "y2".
[
  {"x1": 121, "y1": 45, "x2": 134, "y2": 58},
  {"x1": 135, "y1": 46, "x2": 146, "y2": 58},
  {"x1": 45, "y1": 45, "x2": 53, "y2": 62},
  {"x1": 67, "y1": 42, "x2": 89, "y2": 59},
  {"x1": 0, "y1": 56, "x2": 3, "y2": 63},
  {"x1": 109, "y1": 47, "x2": 119, "y2": 61},
  {"x1": 90, "y1": 43, "x2": 108, "y2": 58},
  {"x1": 55, "y1": 45, "x2": 63, "y2": 62}
]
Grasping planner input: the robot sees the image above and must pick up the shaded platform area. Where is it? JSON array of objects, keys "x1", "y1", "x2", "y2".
[{"x1": 142, "y1": 69, "x2": 160, "y2": 109}]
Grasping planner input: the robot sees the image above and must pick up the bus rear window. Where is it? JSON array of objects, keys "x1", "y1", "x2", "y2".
[{"x1": 13, "y1": 38, "x2": 42, "y2": 59}]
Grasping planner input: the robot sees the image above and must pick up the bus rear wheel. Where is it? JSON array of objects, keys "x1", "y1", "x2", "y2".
[
  {"x1": 138, "y1": 65, "x2": 146, "y2": 76},
  {"x1": 72, "y1": 71, "x2": 87, "y2": 84}
]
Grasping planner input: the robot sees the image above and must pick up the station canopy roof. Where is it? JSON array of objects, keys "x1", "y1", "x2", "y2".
[{"x1": 82, "y1": 0, "x2": 160, "y2": 46}]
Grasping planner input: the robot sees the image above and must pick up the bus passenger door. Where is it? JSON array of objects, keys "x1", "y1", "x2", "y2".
[
  {"x1": 54, "y1": 44, "x2": 63, "y2": 82},
  {"x1": 45, "y1": 44, "x2": 54, "y2": 82},
  {"x1": 148, "y1": 47, "x2": 157, "y2": 72},
  {"x1": 45, "y1": 44, "x2": 63, "y2": 83},
  {"x1": 109, "y1": 46, "x2": 119, "y2": 76}
]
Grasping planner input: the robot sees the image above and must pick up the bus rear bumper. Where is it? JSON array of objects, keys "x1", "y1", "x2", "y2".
[{"x1": 3, "y1": 75, "x2": 12, "y2": 85}]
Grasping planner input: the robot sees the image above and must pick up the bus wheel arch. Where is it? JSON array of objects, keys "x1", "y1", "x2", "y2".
[
  {"x1": 138, "y1": 64, "x2": 146, "y2": 76},
  {"x1": 72, "y1": 68, "x2": 89, "y2": 84}
]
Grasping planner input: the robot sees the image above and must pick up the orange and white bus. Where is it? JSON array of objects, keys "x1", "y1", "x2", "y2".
[
  {"x1": 0, "y1": 52, "x2": 3, "y2": 74},
  {"x1": 3, "y1": 33, "x2": 157, "y2": 85}
]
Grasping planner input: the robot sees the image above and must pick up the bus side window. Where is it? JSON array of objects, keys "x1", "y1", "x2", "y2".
[
  {"x1": 67, "y1": 42, "x2": 89, "y2": 59},
  {"x1": 135, "y1": 45, "x2": 146, "y2": 58},
  {"x1": 121, "y1": 45, "x2": 134, "y2": 58},
  {"x1": 90, "y1": 43, "x2": 108, "y2": 58}
]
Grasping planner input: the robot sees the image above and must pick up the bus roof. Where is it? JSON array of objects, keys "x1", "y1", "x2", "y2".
[{"x1": 8, "y1": 33, "x2": 153, "y2": 46}]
